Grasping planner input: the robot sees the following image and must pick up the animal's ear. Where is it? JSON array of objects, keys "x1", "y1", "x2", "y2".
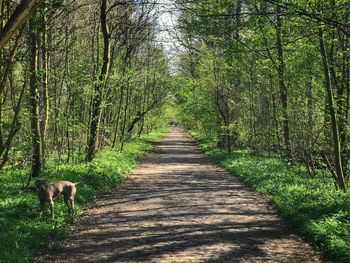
[{"x1": 35, "y1": 178, "x2": 48, "y2": 192}]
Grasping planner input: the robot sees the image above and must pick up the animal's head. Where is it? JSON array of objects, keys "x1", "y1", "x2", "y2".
[{"x1": 35, "y1": 178, "x2": 49, "y2": 192}]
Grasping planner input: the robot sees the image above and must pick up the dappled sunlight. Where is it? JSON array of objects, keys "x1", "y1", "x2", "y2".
[{"x1": 39, "y1": 129, "x2": 321, "y2": 262}]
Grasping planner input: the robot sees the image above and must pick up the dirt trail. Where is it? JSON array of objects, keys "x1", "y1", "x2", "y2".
[{"x1": 39, "y1": 128, "x2": 322, "y2": 262}]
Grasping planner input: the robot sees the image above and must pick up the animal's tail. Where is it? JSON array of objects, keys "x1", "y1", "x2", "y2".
[{"x1": 74, "y1": 182, "x2": 81, "y2": 186}]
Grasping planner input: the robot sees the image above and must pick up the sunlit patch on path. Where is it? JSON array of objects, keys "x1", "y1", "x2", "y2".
[{"x1": 37, "y1": 128, "x2": 322, "y2": 263}]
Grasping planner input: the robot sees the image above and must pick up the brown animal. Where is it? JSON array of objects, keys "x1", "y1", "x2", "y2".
[{"x1": 35, "y1": 178, "x2": 79, "y2": 219}]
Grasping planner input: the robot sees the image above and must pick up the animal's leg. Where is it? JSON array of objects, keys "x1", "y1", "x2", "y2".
[
  {"x1": 70, "y1": 198, "x2": 75, "y2": 216},
  {"x1": 39, "y1": 199, "x2": 45, "y2": 217},
  {"x1": 49, "y1": 199, "x2": 55, "y2": 219},
  {"x1": 64, "y1": 195, "x2": 72, "y2": 216},
  {"x1": 70, "y1": 187, "x2": 76, "y2": 216}
]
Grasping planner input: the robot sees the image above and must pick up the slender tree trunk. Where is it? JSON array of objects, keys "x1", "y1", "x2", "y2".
[
  {"x1": 28, "y1": 18, "x2": 42, "y2": 178},
  {"x1": 276, "y1": 3, "x2": 291, "y2": 159},
  {"x1": 120, "y1": 75, "x2": 130, "y2": 151},
  {"x1": 40, "y1": 10, "x2": 49, "y2": 167},
  {"x1": 111, "y1": 85, "x2": 124, "y2": 148},
  {"x1": 138, "y1": 60, "x2": 149, "y2": 137},
  {"x1": 0, "y1": 0, "x2": 45, "y2": 52},
  {"x1": 319, "y1": 28, "x2": 347, "y2": 192},
  {"x1": 337, "y1": 34, "x2": 350, "y2": 177},
  {"x1": 86, "y1": 0, "x2": 111, "y2": 161}
]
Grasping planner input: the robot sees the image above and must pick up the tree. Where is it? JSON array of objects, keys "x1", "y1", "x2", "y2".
[
  {"x1": 0, "y1": 0, "x2": 44, "y2": 51},
  {"x1": 86, "y1": 0, "x2": 111, "y2": 162},
  {"x1": 28, "y1": 15, "x2": 42, "y2": 178}
]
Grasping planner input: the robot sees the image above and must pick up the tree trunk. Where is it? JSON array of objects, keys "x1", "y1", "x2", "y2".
[
  {"x1": 40, "y1": 10, "x2": 49, "y2": 167},
  {"x1": 86, "y1": 0, "x2": 111, "y2": 161},
  {"x1": 0, "y1": 0, "x2": 44, "y2": 51},
  {"x1": 276, "y1": 3, "x2": 291, "y2": 159},
  {"x1": 111, "y1": 85, "x2": 124, "y2": 148},
  {"x1": 319, "y1": 28, "x2": 347, "y2": 192},
  {"x1": 120, "y1": 76, "x2": 130, "y2": 151},
  {"x1": 28, "y1": 18, "x2": 42, "y2": 178}
]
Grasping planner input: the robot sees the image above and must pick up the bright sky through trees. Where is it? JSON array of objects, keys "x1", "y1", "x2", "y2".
[{"x1": 154, "y1": 0, "x2": 181, "y2": 68}]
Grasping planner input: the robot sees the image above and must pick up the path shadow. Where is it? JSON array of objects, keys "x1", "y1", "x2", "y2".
[{"x1": 43, "y1": 129, "x2": 320, "y2": 263}]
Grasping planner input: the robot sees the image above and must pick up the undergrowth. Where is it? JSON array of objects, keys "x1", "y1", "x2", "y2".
[
  {"x1": 0, "y1": 130, "x2": 167, "y2": 263},
  {"x1": 191, "y1": 132, "x2": 350, "y2": 263}
]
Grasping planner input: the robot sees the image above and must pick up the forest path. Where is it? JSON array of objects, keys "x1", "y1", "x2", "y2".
[{"x1": 39, "y1": 128, "x2": 322, "y2": 262}]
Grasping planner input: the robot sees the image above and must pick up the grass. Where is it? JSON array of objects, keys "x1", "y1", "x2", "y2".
[
  {"x1": 191, "y1": 132, "x2": 350, "y2": 263},
  {"x1": 0, "y1": 129, "x2": 168, "y2": 263}
]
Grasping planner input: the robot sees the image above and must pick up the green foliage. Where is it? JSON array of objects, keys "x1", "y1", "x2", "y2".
[
  {"x1": 175, "y1": 49, "x2": 221, "y2": 136},
  {"x1": 0, "y1": 130, "x2": 167, "y2": 263},
  {"x1": 176, "y1": 0, "x2": 350, "y2": 190},
  {"x1": 192, "y1": 132, "x2": 350, "y2": 263}
]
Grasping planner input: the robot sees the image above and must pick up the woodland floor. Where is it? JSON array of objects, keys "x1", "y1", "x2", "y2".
[{"x1": 36, "y1": 128, "x2": 323, "y2": 262}]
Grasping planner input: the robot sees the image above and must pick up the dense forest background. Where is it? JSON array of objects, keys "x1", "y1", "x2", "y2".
[
  {"x1": 0, "y1": 0, "x2": 173, "y2": 182},
  {"x1": 175, "y1": 0, "x2": 350, "y2": 192}
]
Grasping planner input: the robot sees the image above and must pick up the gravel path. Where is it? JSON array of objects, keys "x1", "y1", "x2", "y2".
[{"x1": 39, "y1": 128, "x2": 322, "y2": 262}]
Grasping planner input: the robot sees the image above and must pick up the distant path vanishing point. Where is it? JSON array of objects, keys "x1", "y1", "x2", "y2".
[{"x1": 38, "y1": 128, "x2": 322, "y2": 263}]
